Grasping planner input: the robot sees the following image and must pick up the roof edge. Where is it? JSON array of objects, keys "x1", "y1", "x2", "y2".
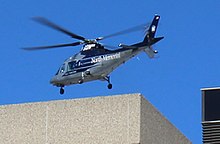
[
  {"x1": 201, "y1": 87, "x2": 220, "y2": 91},
  {"x1": 0, "y1": 93, "x2": 142, "y2": 107}
]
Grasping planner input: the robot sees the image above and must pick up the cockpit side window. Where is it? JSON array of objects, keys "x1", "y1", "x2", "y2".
[{"x1": 67, "y1": 61, "x2": 77, "y2": 71}]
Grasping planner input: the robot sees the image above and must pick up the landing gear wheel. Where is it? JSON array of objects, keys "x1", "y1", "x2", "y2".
[
  {"x1": 105, "y1": 76, "x2": 113, "y2": 89},
  {"x1": 108, "y1": 84, "x2": 112, "y2": 89},
  {"x1": 60, "y1": 87, "x2": 64, "y2": 95}
]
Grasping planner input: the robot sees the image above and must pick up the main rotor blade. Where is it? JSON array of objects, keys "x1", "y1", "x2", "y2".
[
  {"x1": 32, "y1": 17, "x2": 86, "y2": 41},
  {"x1": 22, "y1": 42, "x2": 81, "y2": 51},
  {"x1": 99, "y1": 23, "x2": 148, "y2": 40},
  {"x1": 103, "y1": 44, "x2": 118, "y2": 50}
]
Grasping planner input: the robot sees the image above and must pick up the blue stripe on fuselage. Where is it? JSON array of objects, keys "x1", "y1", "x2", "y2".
[{"x1": 63, "y1": 48, "x2": 132, "y2": 76}]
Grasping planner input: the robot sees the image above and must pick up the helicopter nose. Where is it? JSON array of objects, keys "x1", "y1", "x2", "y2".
[{"x1": 50, "y1": 76, "x2": 58, "y2": 85}]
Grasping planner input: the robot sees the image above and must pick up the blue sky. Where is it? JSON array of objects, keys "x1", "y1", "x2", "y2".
[{"x1": 1, "y1": 0, "x2": 220, "y2": 143}]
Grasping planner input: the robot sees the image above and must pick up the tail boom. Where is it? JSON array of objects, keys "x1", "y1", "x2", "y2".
[{"x1": 120, "y1": 15, "x2": 164, "y2": 58}]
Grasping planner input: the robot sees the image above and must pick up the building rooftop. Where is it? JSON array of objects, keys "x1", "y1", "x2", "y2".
[{"x1": 0, "y1": 93, "x2": 191, "y2": 144}]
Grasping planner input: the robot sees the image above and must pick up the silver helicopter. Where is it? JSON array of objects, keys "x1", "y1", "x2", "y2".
[{"x1": 23, "y1": 15, "x2": 164, "y2": 94}]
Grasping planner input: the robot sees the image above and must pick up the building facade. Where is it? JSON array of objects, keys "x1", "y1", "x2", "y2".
[
  {"x1": 201, "y1": 87, "x2": 220, "y2": 144},
  {"x1": 0, "y1": 94, "x2": 190, "y2": 144}
]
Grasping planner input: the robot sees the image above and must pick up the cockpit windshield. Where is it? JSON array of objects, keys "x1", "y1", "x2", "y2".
[
  {"x1": 55, "y1": 64, "x2": 66, "y2": 75},
  {"x1": 60, "y1": 64, "x2": 65, "y2": 73}
]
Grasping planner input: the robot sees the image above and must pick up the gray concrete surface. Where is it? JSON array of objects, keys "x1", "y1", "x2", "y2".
[{"x1": 0, "y1": 94, "x2": 191, "y2": 144}]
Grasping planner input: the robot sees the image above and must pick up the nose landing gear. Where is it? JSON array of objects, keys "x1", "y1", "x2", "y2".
[{"x1": 60, "y1": 87, "x2": 64, "y2": 95}]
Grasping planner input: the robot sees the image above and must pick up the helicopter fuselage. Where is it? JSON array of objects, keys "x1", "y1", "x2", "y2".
[{"x1": 50, "y1": 46, "x2": 145, "y2": 87}]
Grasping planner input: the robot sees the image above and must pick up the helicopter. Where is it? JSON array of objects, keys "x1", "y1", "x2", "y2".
[{"x1": 23, "y1": 15, "x2": 164, "y2": 94}]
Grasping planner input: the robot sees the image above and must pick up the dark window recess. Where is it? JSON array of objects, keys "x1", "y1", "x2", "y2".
[{"x1": 203, "y1": 89, "x2": 220, "y2": 121}]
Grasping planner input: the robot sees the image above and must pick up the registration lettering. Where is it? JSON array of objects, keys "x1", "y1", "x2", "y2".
[{"x1": 91, "y1": 53, "x2": 120, "y2": 63}]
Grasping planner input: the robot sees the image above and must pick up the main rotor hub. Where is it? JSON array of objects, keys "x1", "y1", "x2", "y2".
[
  {"x1": 84, "y1": 39, "x2": 98, "y2": 44},
  {"x1": 81, "y1": 43, "x2": 101, "y2": 51}
]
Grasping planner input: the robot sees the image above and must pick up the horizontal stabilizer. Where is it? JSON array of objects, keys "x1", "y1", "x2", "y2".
[
  {"x1": 149, "y1": 37, "x2": 164, "y2": 46},
  {"x1": 144, "y1": 47, "x2": 157, "y2": 58}
]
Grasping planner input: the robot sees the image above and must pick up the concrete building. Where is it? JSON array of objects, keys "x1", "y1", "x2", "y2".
[
  {"x1": 201, "y1": 87, "x2": 220, "y2": 144},
  {"x1": 0, "y1": 93, "x2": 191, "y2": 144}
]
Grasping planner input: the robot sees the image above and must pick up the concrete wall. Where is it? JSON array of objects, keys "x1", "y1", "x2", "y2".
[
  {"x1": 140, "y1": 96, "x2": 191, "y2": 144},
  {"x1": 0, "y1": 94, "x2": 191, "y2": 144}
]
